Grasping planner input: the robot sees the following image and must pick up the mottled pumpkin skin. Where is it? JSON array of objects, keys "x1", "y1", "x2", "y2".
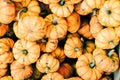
[
  {"x1": 70, "y1": 0, "x2": 82, "y2": 4},
  {"x1": 98, "y1": 0, "x2": 120, "y2": 27},
  {"x1": 0, "y1": 23, "x2": 8, "y2": 37},
  {"x1": 38, "y1": 0, "x2": 60, "y2": 4},
  {"x1": 0, "y1": 63, "x2": 8, "y2": 78},
  {"x1": 36, "y1": 53, "x2": 60, "y2": 73},
  {"x1": 93, "y1": 48, "x2": 119, "y2": 73},
  {"x1": 0, "y1": 76, "x2": 13, "y2": 80},
  {"x1": 10, "y1": 61, "x2": 33, "y2": 80},
  {"x1": 64, "y1": 77, "x2": 82, "y2": 80},
  {"x1": 76, "y1": 53, "x2": 103, "y2": 80},
  {"x1": 0, "y1": 0, "x2": 16, "y2": 24},
  {"x1": 115, "y1": 26, "x2": 120, "y2": 40}
]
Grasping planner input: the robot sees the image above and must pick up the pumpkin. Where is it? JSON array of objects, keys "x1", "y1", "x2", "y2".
[
  {"x1": 15, "y1": 0, "x2": 41, "y2": 20},
  {"x1": 75, "y1": 0, "x2": 105, "y2": 15},
  {"x1": 13, "y1": 39, "x2": 40, "y2": 65},
  {"x1": 98, "y1": 0, "x2": 120, "y2": 27},
  {"x1": 93, "y1": 48, "x2": 119, "y2": 73},
  {"x1": 76, "y1": 53, "x2": 103, "y2": 80},
  {"x1": 51, "y1": 47, "x2": 65, "y2": 63},
  {"x1": 10, "y1": 61, "x2": 33, "y2": 80},
  {"x1": 0, "y1": 63, "x2": 7, "y2": 78},
  {"x1": 38, "y1": 0, "x2": 60, "y2": 4},
  {"x1": 115, "y1": 26, "x2": 120, "y2": 40},
  {"x1": 64, "y1": 33, "x2": 83, "y2": 58},
  {"x1": 13, "y1": 15, "x2": 46, "y2": 41},
  {"x1": 11, "y1": 0, "x2": 25, "y2": 2},
  {"x1": 70, "y1": 0, "x2": 82, "y2": 4},
  {"x1": 90, "y1": 15, "x2": 103, "y2": 38},
  {"x1": 57, "y1": 63, "x2": 73, "y2": 78},
  {"x1": 0, "y1": 22, "x2": 8, "y2": 37},
  {"x1": 66, "y1": 12, "x2": 80, "y2": 33},
  {"x1": 99, "y1": 76, "x2": 112, "y2": 80},
  {"x1": 40, "y1": 38, "x2": 58, "y2": 52},
  {"x1": 45, "y1": 14, "x2": 67, "y2": 39},
  {"x1": 0, "y1": 0, "x2": 16, "y2": 24},
  {"x1": 78, "y1": 22, "x2": 94, "y2": 39},
  {"x1": 0, "y1": 76, "x2": 13, "y2": 80},
  {"x1": 64, "y1": 77, "x2": 82, "y2": 80},
  {"x1": 41, "y1": 72, "x2": 64, "y2": 80},
  {"x1": 95, "y1": 28, "x2": 119, "y2": 49},
  {"x1": 49, "y1": 0, "x2": 74, "y2": 17},
  {"x1": 36, "y1": 53, "x2": 60, "y2": 73}
]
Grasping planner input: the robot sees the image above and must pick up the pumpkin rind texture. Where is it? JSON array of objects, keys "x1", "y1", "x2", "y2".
[
  {"x1": 0, "y1": 63, "x2": 8, "y2": 78},
  {"x1": 38, "y1": 0, "x2": 60, "y2": 4},
  {"x1": 0, "y1": 76, "x2": 13, "y2": 80},
  {"x1": 0, "y1": 23, "x2": 8, "y2": 37}
]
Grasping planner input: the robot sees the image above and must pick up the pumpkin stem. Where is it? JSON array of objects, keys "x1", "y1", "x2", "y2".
[
  {"x1": 0, "y1": 22, "x2": 2, "y2": 26},
  {"x1": 22, "y1": 66, "x2": 25, "y2": 69},
  {"x1": 93, "y1": 8, "x2": 97, "y2": 15},
  {"x1": 106, "y1": 10, "x2": 111, "y2": 15},
  {"x1": 22, "y1": 49, "x2": 28, "y2": 55},
  {"x1": 52, "y1": 17, "x2": 57, "y2": 25},
  {"x1": 74, "y1": 47, "x2": 79, "y2": 52},
  {"x1": 59, "y1": 0, "x2": 65, "y2": 6},
  {"x1": 89, "y1": 59, "x2": 96, "y2": 68},
  {"x1": 109, "y1": 41, "x2": 115, "y2": 48},
  {"x1": 46, "y1": 63, "x2": 50, "y2": 74},
  {"x1": 41, "y1": 38, "x2": 48, "y2": 43},
  {"x1": 107, "y1": 49, "x2": 115, "y2": 58}
]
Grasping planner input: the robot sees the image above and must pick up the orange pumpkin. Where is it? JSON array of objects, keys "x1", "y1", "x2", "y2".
[
  {"x1": 93, "y1": 48, "x2": 119, "y2": 73},
  {"x1": 49, "y1": 0, "x2": 74, "y2": 17},
  {"x1": 36, "y1": 53, "x2": 60, "y2": 73},
  {"x1": 57, "y1": 63, "x2": 73, "y2": 78},
  {"x1": 38, "y1": 0, "x2": 60, "y2": 4},
  {"x1": 0, "y1": 23, "x2": 8, "y2": 37},
  {"x1": 64, "y1": 77, "x2": 82, "y2": 80},
  {"x1": 64, "y1": 33, "x2": 83, "y2": 58},
  {"x1": 98, "y1": 0, "x2": 120, "y2": 27},
  {"x1": 66, "y1": 12, "x2": 80, "y2": 33},
  {"x1": 0, "y1": 0, "x2": 16, "y2": 24},
  {"x1": 13, "y1": 15, "x2": 46, "y2": 41},
  {"x1": 45, "y1": 14, "x2": 67, "y2": 39},
  {"x1": 41, "y1": 72, "x2": 64, "y2": 80},
  {"x1": 11, "y1": 0, "x2": 25, "y2": 2},
  {"x1": 0, "y1": 63, "x2": 7, "y2": 78},
  {"x1": 115, "y1": 26, "x2": 120, "y2": 40},
  {"x1": 76, "y1": 53, "x2": 103, "y2": 80},
  {"x1": 10, "y1": 61, "x2": 33, "y2": 80},
  {"x1": 95, "y1": 28, "x2": 119, "y2": 49},
  {"x1": 70, "y1": 0, "x2": 82, "y2": 4},
  {"x1": 13, "y1": 39, "x2": 40, "y2": 65},
  {"x1": 0, "y1": 76, "x2": 13, "y2": 80}
]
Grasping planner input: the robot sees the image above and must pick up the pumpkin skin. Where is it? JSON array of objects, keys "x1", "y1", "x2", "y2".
[
  {"x1": 45, "y1": 14, "x2": 67, "y2": 39},
  {"x1": 76, "y1": 53, "x2": 103, "y2": 80},
  {"x1": 41, "y1": 72, "x2": 64, "y2": 80},
  {"x1": 115, "y1": 26, "x2": 120, "y2": 40},
  {"x1": 0, "y1": 0, "x2": 16, "y2": 24},
  {"x1": 64, "y1": 33, "x2": 83, "y2": 58},
  {"x1": 51, "y1": 47, "x2": 65, "y2": 63},
  {"x1": 0, "y1": 23, "x2": 8, "y2": 37},
  {"x1": 66, "y1": 12, "x2": 80, "y2": 33},
  {"x1": 38, "y1": 0, "x2": 60, "y2": 4},
  {"x1": 0, "y1": 63, "x2": 7, "y2": 78},
  {"x1": 36, "y1": 53, "x2": 60, "y2": 73},
  {"x1": 95, "y1": 28, "x2": 119, "y2": 49},
  {"x1": 93, "y1": 48, "x2": 119, "y2": 73},
  {"x1": 98, "y1": 0, "x2": 120, "y2": 27},
  {"x1": 57, "y1": 63, "x2": 73, "y2": 78},
  {"x1": 11, "y1": 0, "x2": 25, "y2": 2},
  {"x1": 10, "y1": 61, "x2": 33, "y2": 80},
  {"x1": 70, "y1": 0, "x2": 82, "y2": 4},
  {"x1": 13, "y1": 39, "x2": 40, "y2": 65},
  {"x1": 13, "y1": 15, "x2": 46, "y2": 41},
  {"x1": 49, "y1": 0, "x2": 74, "y2": 17},
  {"x1": 0, "y1": 76, "x2": 13, "y2": 80},
  {"x1": 64, "y1": 77, "x2": 82, "y2": 80}
]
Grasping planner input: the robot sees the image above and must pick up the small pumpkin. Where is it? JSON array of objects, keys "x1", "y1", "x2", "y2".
[
  {"x1": 64, "y1": 77, "x2": 82, "y2": 80},
  {"x1": 41, "y1": 72, "x2": 64, "y2": 80},
  {"x1": 0, "y1": 0, "x2": 16, "y2": 24},
  {"x1": 93, "y1": 48, "x2": 119, "y2": 73},
  {"x1": 0, "y1": 22, "x2": 8, "y2": 37},
  {"x1": 38, "y1": 0, "x2": 60, "y2": 4},
  {"x1": 115, "y1": 26, "x2": 120, "y2": 40},
  {"x1": 10, "y1": 61, "x2": 33, "y2": 80},
  {"x1": 66, "y1": 12, "x2": 80, "y2": 33},
  {"x1": 13, "y1": 39, "x2": 40, "y2": 65},
  {"x1": 57, "y1": 63, "x2": 73, "y2": 78},
  {"x1": 13, "y1": 15, "x2": 46, "y2": 41},
  {"x1": 98, "y1": 0, "x2": 120, "y2": 27},
  {"x1": 45, "y1": 14, "x2": 67, "y2": 39},
  {"x1": 0, "y1": 76, "x2": 13, "y2": 80},
  {"x1": 64, "y1": 33, "x2": 83, "y2": 58},
  {"x1": 36, "y1": 53, "x2": 60, "y2": 73},
  {"x1": 49, "y1": 0, "x2": 74, "y2": 17},
  {"x1": 70, "y1": 0, "x2": 82, "y2": 4},
  {"x1": 0, "y1": 63, "x2": 7, "y2": 78},
  {"x1": 99, "y1": 76, "x2": 112, "y2": 80},
  {"x1": 76, "y1": 53, "x2": 103, "y2": 80},
  {"x1": 95, "y1": 28, "x2": 119, "y2": 49},
  {"x1": 11, "y1": 0, "x2": 25, "y2": 2}
]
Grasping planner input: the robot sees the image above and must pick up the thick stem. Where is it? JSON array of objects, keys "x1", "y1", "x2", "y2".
[
  {"x1": 109, "y1": 41, "x2": 115, "y2": 48},
  {"x1": 106, "y1": 10, "x2": 111, "y2": 15},
  {"x1": 46, "y1": 63, "x2": 50, "y2": 74},
  {"x1": 89, "y1": 59, "x2": 95, "y2": 68},
  {"x1": 74, "y1": 47, "x2": 79, "y2": 52},
  {"x1": 93, "y1": 8, "x2": 97, "y2": 15},
  {"x1": 52, "y1": 17, "x2": 57, "y2": 25},
  {"x1": 41, "y1": 38, "x2": 48, "y2": 43},
  {"x1": 107, "y1": 49, "x2": 115, "y2": 58},
  {"x1": 22, "y1": 49, "x2": 28, "y2": 55},
  {"x1": 59, "y1": 0, "x2": 65, "y2": 6}
]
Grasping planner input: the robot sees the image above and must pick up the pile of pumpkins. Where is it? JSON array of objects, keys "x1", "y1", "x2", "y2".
[{"x1": 0, "y1": 0, "x2": 120, "y2": 80}]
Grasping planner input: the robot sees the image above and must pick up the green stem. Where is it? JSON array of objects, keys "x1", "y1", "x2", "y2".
[
  {"x1": 22, "y1": 49, "x2": 28, "y2": 55},
  {"x1": 89, "y1": 59, "x2": 95, "y2": 68},
  {"x1": 59, "y1": 0, "x2": 65, "y2": 6},
  {"x1": 93, "y1": 8, "x2": 97, "y2": 15},
  {"x1": 52, "y1": 17, "x2": 57, "y2": 25},
  {"x1": 0, "y1": 22, "x2": 2, "y2": 26},
  {"x1": 109, "y1": 41, "x2": 115, "y2": 48},
  {"x1": 107, "y1": 49, "x2": 115, "y2": 58},
  {"x1": 46, "y1": 63, "x2": 50, "y2": 74},
  {"x1": 74, "y1": 47, "x2": 79, "y2": 52}
]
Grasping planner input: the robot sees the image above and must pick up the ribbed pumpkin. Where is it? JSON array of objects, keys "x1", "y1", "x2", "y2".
[
  {"x1": 10, "y1": 61, "x2": 33, "y2": 80},
  {"x1": 41, "y1": 72, "x2": 64, "y2": 80},
  {"x1": 45, "y1": 14, "x2": 67, "y2": 39},
  {"x1": 0, "y1": 76, "x2": 13, "y2": 80},
  {"x1": 12, "y1": 0, "x2": 25, "y2": 2},
  {"x1": 98, "y1": 0, "x2": 120, "y2": 27},
  {"x1": 76, "y1": 53, "x2": 103, "y2": 80},
  {"x1": 0, "y1": 63, "x2": 7, "y2": 78},
  {"x1": 93, "y1": 48, "x2": 119, "y2": 73},
  {"x1": 0, "y1": 22, "x2": 8, "y2": 37},
  {"x1": 38, "y1": 0, "x2": 60, "y2": 4},
  {"x1": 0, "y1": 0, "x2": 16, "y2": 24},
  {"x1": 95, "y1": 28, "x2": 119, "y2": 49},
  {"x1": 64, "y1": 77, "x2": 82, "y2": 80},
  {"x1": 49, "y1": 0, "x2": 74, "y2": 17},
  {"x1": 13, "y1": 39, "x2": 40, "y2": 65},
  {"x1": 66, "y1": 12, "x2": 80, "y2": 33},
  {"x1": 70, "y1": 0, "x2": 82, "y2": 4},
  {"x1": 13, "y1": 15, "x2": 46, "y2": 41},
  {"x1": 64, "y1": 33, "x2": 83, "y2": 58},
  {"x1": 36, "y1": 53, "x2": 60, "y2": 73},
  {"x1": 115, "y1": 26, "x2": 120, "y2": 40}
]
